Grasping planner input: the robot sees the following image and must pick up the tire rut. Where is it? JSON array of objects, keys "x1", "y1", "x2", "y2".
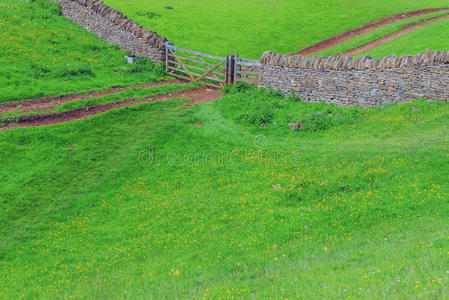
[
  {"x1": 0, "y1": 80, "x2": 183, "y2": 114},
  {"x1": 342, "y1": 13, "x2": 449, "y2": 56},
  {"x1": 1, "y1": 87, "x2": 223, "y2": 130},
  {"x1": 297, "y1": 7, "x2": 449, "y2": 56}
]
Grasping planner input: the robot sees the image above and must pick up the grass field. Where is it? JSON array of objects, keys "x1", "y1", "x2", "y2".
[
  {"x1": 1, "y1": 84, "x2": 449, "y2": 298},
  {"x1": 104, "y1": 0, "x2": 449, "y2": 58},
  {"x1": 0, "y1": 0, "x2": 166, "y2": 103},
  {"x1": 2, "y1": 1, "x2": 449, "y2": 299}
]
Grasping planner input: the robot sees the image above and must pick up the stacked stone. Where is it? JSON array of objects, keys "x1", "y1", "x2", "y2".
[
  {"x1": 67, "y1": 0, "x2": 167, "y2": 49},
  {"x1": 259, "y1": 48, "x2": 449, "y2": 107},
  {"x1": 59, "y1": 0, "x2": 169, "y2": 62},
  {"x1": 260, "y1": 49, "x2": 449, "y2": 71}
]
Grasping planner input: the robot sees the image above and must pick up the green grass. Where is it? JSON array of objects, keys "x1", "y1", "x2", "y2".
[
  {"x1": 103, "y1": 0, "x2": 449, "y2": 58},
  {"x1": 1, "y1": 85, "x2": 449, "y2": 298},
  {"x1": 53, "y1": 82, "x2": 200, "y2": 111},
  {"x1": 0, "y1": 109, "x2": 48, "y2": 121},
  {"x1": 358, "y1": 17, "x2": 449, "y2": 57},
  {"x1": 0, "y1": 82, "x2": 199, "y2": 120},
  {"x1": 315, "y1": 10, "x2": 449, "y2": 57},
  {"x1": 2, "y1": 0, "x2": 449, "y2": 298},
  {"x1": 0, "y1": 0, "x2": 166, "y2": 103}
]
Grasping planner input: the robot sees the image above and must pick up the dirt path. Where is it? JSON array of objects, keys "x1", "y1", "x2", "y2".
[
  {"x1": 1, "y1": 86, "x2": 223, "y2": 130},
  {"x1": 0, "y1": 79, "x2": 182, "y2": 114},
  {"x1": 342, "y1": 13, "x2": 449, "y2": 56},
  {"x1": 297, "y1": 7, "x2": 449, "y2": 56}
]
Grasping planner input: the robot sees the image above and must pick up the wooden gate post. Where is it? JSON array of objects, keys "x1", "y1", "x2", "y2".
[
  {"x1": 233, "y1": 54, "x2": 240, "y2": 83},
  {"x1": 225, "y1": 55, "x2": 231, "y2": 85},
  {"x1": 166, "y1": 42, "x2": 175, "y2": 72},
  {"x1": 231, "y1": 54, "x2": 239, "y2": 84},
  {"x1": 225, "y1": 55, "x2": 237, "y2": 85}
]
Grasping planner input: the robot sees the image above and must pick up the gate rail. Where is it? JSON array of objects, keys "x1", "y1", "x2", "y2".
[
  {"x1": 234, "y1": 57, "x2": 261, "y2": 85},
  {"x1": 166, "y1": 43, "x2": 227, "y2": 88}
]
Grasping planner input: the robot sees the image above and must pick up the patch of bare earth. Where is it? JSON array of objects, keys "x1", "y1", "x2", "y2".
[
  {"x1": 297, "y1": 7, "x2": 449, "y2": 56},
  {"x1": 1, "y1": 87, "x2": 223, "y2": 130}
]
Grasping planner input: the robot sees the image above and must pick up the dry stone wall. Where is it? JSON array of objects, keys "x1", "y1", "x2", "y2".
[
  {"x1": 259, "y1": 50, "x2": 449, "y2": 106},
  {"x1": 59, "y1": 0, "x2": 168, "y2": 63}
]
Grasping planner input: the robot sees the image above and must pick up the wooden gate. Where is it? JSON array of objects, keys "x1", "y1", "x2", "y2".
[
  {"x1": 166, "y1": 43, "x2": 260, "y2": 87},
  {"x1": 166, "y1": 43, "x2": 229, "y2": 88}
]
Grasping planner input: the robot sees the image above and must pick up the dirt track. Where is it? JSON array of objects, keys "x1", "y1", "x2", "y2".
[
  {"x1": 342, "y1": 13, "x2": 449, "y2": 56},
  {"x1": 297, "y1": 7, "x2": 449, "y2": 56},
  {"x1": 1, "y1": 86, "x2": 223, "y2": 130},
  {"x1": 0, "y1": 80, "x2": 182, "y2": 114}
]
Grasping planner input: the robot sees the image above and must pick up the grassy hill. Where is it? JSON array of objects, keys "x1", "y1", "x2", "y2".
[
  {"x1": 0, "y1": 0, "x2": 165, "y2": 103},
  {"x1": 1, "y1": 85, "x2": 449, "y2": 298},
  {"x1": 104, "y1": 0, "x2": 449, "y2": 58},
  {"x1": 2, "y1": 1, "x2": 449, "y2": 299}
]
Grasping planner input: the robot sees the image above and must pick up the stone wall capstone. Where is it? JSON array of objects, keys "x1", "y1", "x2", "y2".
[
  {"x1": 59, "y1": 0, "x2": 168, "y2": 63},
  {"x1": 259, "y1": 50, "x2": 449, "y2": 106}
]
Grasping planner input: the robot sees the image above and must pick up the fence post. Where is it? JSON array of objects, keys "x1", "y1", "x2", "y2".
[
  {"x1": 231, "y1": 54, "x2": 237, "y2": 85},
  {"x1": 234, "y1": 54, "x2": 240, "y2": 84},
  {"x1": 166, "y1": 42, "x2": 175, "y2": 73},
  {"x1": 225, "y1": 55, "x2": 237, "y2": 85},
  {"x1": 225, "y1": 55, "x2": 231, "y2": 85}
]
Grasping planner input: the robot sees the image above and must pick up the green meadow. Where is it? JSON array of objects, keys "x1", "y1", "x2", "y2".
[
  {"x1": 104, "y1": 0, "x2": 449, "y2": 58},
  {"x1": 0, "y1": 0, "x2": 165, "y2": 103},
  {"x1": 2, "y1": 0, "x2": 449, "y2": 299},
  {"x1": 1, "y1": 85, "x2": 449, "y2": 298}
]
